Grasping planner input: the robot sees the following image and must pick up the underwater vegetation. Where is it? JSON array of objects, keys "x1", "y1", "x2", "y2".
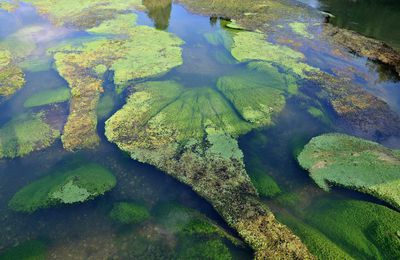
[
  {"x1": 23, "y1": 88, "x2": 70, "y2": 108},
  {"x1": 0, "y1": 49, "x2": 25, "y2": 96},
  {"x1": 298, "y1": 133, "x2": 400, "y2": 210},
  {"x1": 110, "y1": 202, "x2": 150, "y2": 225},
  {"x1": 0, "y1": 240, "x2": 47, "y2": 260},
  {"x1": 105, "y1": 79, "x2": 313, "y2": 258},
  {"x1": 9, "y1": 163, "x2": 116, "y2": 213},
  {"x1": 0, "y1": 113, "x2": 59, "y2": 159}
]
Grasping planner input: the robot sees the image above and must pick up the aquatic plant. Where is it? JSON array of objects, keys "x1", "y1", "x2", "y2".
[
  {"x1": 177, "y1": 239, "x2": 232, "y2": 260},
  {"x1": 109, "y1": 202, "x2": 150, "y2": 225},
  {"x1": 97, "y1": 93, "x2": 115, "y2": 120},
  {"x1": 54, "y1": 23, "x2": 183, "y2": 151},
  {"x1": 298, "y1": 133, "x2": 400, "y2": 210},
  {"x1": 23, "y1": 88, "x2": 70, "y2": 108},
  {"x1": 289, "y1": 22, "x2": 313, "y2": 39},
  {"x1": 0, "y1": 113, "x2": 59, "y2": 159},
  {"x1": 248, "y1": 167, "x2": 281, "y2": 198},
  {"x1": 0, "y1": 240, "x2": 47, "y2": 260},
  {"x1": 0, "y1": 49, "x2": 25, "y2": 96},
  {"x1": 19, "y1": 57, "x2": 53, "y2": 73},
  {"x1": 22, "y1": 0, "x2": 144, "y2": 29},
  {"x1": 105, "y1": 80, "x2": 313, "y2": 259},
  {"x1": 0, "y1": 1, "x2": 18, "y2": 12},
  {"x1": 305, "y1": 199, "x2": 400, "y2": 259},
  {"x1": 9, "y1": 163, "x2": 116, "y2": 213}
]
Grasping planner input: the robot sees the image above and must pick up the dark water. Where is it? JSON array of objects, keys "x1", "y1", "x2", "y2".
[
  {"x1": 0, "y1": 1, "x2": 399, "y2": 259},
  {"x1": 301, "y1": 0, "x2": 400, "y2": 50}
]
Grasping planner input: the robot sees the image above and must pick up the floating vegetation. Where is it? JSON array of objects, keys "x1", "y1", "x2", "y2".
[
  {"x1": 22, "y1": 0, "x2": 144, "y2": 29},
  {"x1": 0, "y1": 240, "x2": 47, "y2": 260},
  {"x1": 23, "y1": 88, "x2": 70, "y2": 108},
  {"x1": 110, "y1": 202, "x2": 150, "y2": 225},
  {"x1": 105, "y1": 80, "x2": 313, "y2": 258},
  {"x1": 0, "y1": 113, "x2": 59, "y2": 159},
  {"x1": 9, "y1": 163, "x2": 116, "y2": 213},
  {"x1": 54, "y1": 20, "x2": 183, "y2": 151},
  {"x1": 0, "y1": 49, "x2": 25, "y2": 96},
  {"x1": 298, "y1": 133, "x2": 400, "y2": 210},
  {"x1": 305, "y1": 199, "x2": 400, "y2": 259}
]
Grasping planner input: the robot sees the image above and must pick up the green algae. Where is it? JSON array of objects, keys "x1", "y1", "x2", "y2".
[
  {"x1": 0, "y1": 49, "x2": 25, "y2": 96},
  {"x1": 0, "y1": 113, "x2": 59, "y2": 159},
  {"x1": 97, "y1": 93, "x2": 115, "y2": 120},
  {"x1": 289, "y1": 22, "x2": 313, "y2": 39},
  {"x1": 305, "y1": 199, "x2": 400, "y2": 259},
  {"x1": 298, "y1": 133, "x2": 400, "y2": 210},
  {"x1": 307, "y1": 106, "x2": 331, "y2": 125},
  {"x1": 177, "y1": 239, "x2": 231, "y2": 260},
  {"x1": 9, "y1": 163, "x2": 116, "y2": 213},
  {"x1": 0, "y1": 240, "x2": 47, "y2": 260},
  {"x1": 0, "y1": 1, "x2": 18, "y2": 12},
  {"x1": 110, "y1": 202, "x2": 150, "y2": 225},
  {"x1": 231, "y1": 31, "x2": 318, "y2": 78},
  {"x1": 105, "y1": 79, "x2": 314, "y2": 259},
  {"x1": 23, "y1": 0, "x2": 143, "y2": 29},
  {"x1": 19, "y1": 57, "x2": 52, "y2": 73},
  {"x1": 248, "y1": 167, "x2": 281, "y2": 198},
  {"x1": 86, "y1": 13, "x2": 138, "y2": 35},
  {"x1": 23, "y1": 88, "x2": 70, "y2": 108}
]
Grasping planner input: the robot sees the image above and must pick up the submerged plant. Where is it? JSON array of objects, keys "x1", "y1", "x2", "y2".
[
  {"x1": 23, "y1": 88, "x2": 70, "y2": 108},
  {"x1": 0, "y1": 240, "x2": 47, "y2": 260},
  {"x1": 298, "y1": 133, "x2": 400, "y2": 210},
  {"x1": 0, "y1": 113, "x2": 59, "y2": 159},
  {"x1": 0, "y1": 49, "x2": 25, "y2": 96},
  {"x1": 9, "y1": 163, "x2": 116, "y2": 213},
  {"x1": 110, "y1": 202, "x2": 150, "y2": 225}
]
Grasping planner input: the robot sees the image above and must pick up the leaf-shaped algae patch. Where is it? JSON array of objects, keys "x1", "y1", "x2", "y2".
[
  {"x1": 0, "y1": 113, "x2": 59, "y2": 159},
  {"x1": 9, "y1": 163, "x2": 116, "y2": 213},
  {"x1": 298, "y1": 133, "x2": 400, "y2": 210}
]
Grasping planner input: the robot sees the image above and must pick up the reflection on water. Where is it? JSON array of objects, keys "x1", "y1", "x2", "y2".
[
  {"x1": 318, "y1": 0, "x2": 400, "y2": 50},
  {"x1": 143, "y1": 0, "x2": 172, "y2": 30}
]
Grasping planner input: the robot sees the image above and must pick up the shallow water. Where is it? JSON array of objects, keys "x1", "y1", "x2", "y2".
[{"x1": 0, "y1": 0, "x2": 399, "y2": 259}]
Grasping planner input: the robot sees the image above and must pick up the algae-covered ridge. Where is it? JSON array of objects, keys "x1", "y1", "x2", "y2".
[
  {"x1": 9, "y1": 163, "x2": 116, "y2": 213},
  {"x1": 298, "y1": 133, "x2": 400, "y2": 210}
]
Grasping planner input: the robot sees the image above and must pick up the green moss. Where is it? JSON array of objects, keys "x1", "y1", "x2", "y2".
[
  {"x1": 9, "y1": 163, "x2": 116, "y2": 213},
  {"x1": 23, "y1": 88, "x2": 70, "y2": 108},
  {"x1": 109, "y1": 202, "x2": 150, "y2": 225},
  {"x1": 277, "y1": 213, "x2": 353, "y2": 260},
  {"x1": 305, "y1": 199, "x2": 400, "y2": 259},
  {"x1": 298, "y1": 133, "x2": 400, "y2": 210},
  {"x1": 289, "y1": 22, "x2": 313, "y2": 39},
  {"x1": 177, "y1": 239, "x2": 232, "y2": 260},
  {"x1": 0, "y1": 240, "x2": 47, "y2": 260},
  {"x1": 0, "y1": 113, "x2": 60, "y2": 159},
  {"x1": 231, "y1": 31, "x2": 318, "y2": 78},
  {"x1": 0, "y1": 49, "x2": 25, "y2": 96}
]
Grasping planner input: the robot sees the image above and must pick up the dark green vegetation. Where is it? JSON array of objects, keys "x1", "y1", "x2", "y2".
[
  {"x1": 298, "y1": 133, "x2": 400, "y2": 210},
  {"x1": 0, "y1": 240, "x2": 47, "y2": 260},
  {"x1": 0, "y1": 113, "x2": 60, "y2": 159},
  {"x1": 9, "y1": 164, "x2": 116, "y2": 213},
  {"x1": 110, "y1": 202, "x2": 150, "y2": 224}
]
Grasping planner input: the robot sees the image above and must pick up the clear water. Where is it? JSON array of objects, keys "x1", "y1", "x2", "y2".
[{"x1": 0, "y1": 1, "x2": 399, "y2": 259}]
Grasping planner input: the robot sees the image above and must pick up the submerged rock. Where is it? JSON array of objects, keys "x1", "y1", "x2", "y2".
[
  {"x1": 105, "y1": 80, "x2": 314, "y2": 259},
  {"x1": 0, "y1": 113, "x2": 60, "y2": 159},
  {"x1": 298, "y1": 133, "x2": 400, "y2": 210},
  {"x1": 0, "y1": 49, "x2": 25, "y2": 96},
  {"x1": 9, "y1": 163, "x2": 116, "y2": 213}
]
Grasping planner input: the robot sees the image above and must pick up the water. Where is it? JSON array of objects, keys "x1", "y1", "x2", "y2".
[{"x1": 0, "y1": 0, "x2": 399, "y2": 259}]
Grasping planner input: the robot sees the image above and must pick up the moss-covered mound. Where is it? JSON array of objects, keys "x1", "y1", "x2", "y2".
[
  {"x1": 9, "y1": 163, "x2": 116, "y2": 213},
  {"x1": 110, "y1": 202, "x2": 150, "y2": 225},
  {"x1": 53, "y1": 16, "x2": 183, "y2": 151},
  {"x1": 0, "y1": 113, "x2": 60, "y2": 159},
  {"x1": 0, "y1": 49, "x2": 25, "y2": 96},
  {"x1": 23, "y1": 88, "x2": 70, "y2": 108},
  {"x1": 0, "y1": 240, "x2": 47, "y2": 260},
  {"x1": 298, "y1": 133, "x2": 400, "y2": 210},
  {"x1": 105, "y1": 80, "x2": 313, "y2": 259},
  {"x1": 305, "y1": 199, "x2": 400, "y2": 259}
]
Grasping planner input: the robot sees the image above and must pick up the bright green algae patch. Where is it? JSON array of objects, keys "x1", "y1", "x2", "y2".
[
  {"x1": 9, "y1": 163, "x2": 116, "y2": 213},
  {"x1": 0, "y1": 49, "x2": 25, "y2": 96},
  {"x1": 23, "y1": 88, "x2": 70, "y2": 108},
  {"x1": 305, "y1": 199, "x2": 400, "y2": 259},
  {"x1": 110, "y1": 202, "x2": 150, "y2": 224},
  {"x1": 298, "y1": 133, "x2": 400, "y2": 210},
  {"x1": 105, "y1": 80, "x2": 313, "y2": 259},
  {"x1": 0, "y1": 240, "x2": 47, "y2": 260},
  {"x1": 0, "y1": 113, "x2": 59, "y2": 159}
]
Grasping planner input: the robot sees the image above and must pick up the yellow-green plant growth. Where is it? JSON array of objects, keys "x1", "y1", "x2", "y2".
[
  {"x1": 0, "y1": 49, "x2": 25, "y2": 96},
  {"x1": 23, "y1": 88, "x2": 70, "y2": 108}
]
